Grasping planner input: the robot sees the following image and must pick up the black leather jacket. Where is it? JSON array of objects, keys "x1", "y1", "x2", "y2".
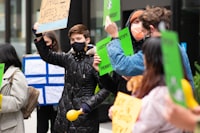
[{"x1": 35, "y1": 38, "x2": 110, "y2": 133}]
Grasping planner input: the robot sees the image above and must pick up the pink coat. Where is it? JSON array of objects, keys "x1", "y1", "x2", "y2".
[{"x1": 133, "y1": 86, "x2": 183, "y2": 133}]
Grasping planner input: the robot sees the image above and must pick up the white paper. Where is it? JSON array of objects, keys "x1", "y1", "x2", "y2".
[
  {"x1": 26, "y1": 77, "x2": 47, "y2": 84},
  {"x1": 48, "y1": 64, "x2": 65, "y2": 74},
  {"x1": 25, "y1": 59, "x2": 46, "y2": 75},
  {"x1": 45, "y1": 86, "x2": 64, "y2": 104},
  {"x1": 38, "y1": 88, "x2": 44, "y2": 104}
]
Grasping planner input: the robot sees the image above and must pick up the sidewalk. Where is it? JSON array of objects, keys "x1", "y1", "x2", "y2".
[{"x1": 25, "y1": 110, "x2": 112, "y2": 133}]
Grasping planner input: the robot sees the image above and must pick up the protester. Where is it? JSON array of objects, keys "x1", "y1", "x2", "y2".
[
  {"x1": 0, "y1": 43, "x2": 29, "y2": 133},
  {"x1": 36, "y1": 30, "x2": 61, "y2": 133},
  {"x1": 33, "y1": 23, "x2": 110, "y2": 133},
  {"x1": 140, "y1": 6, "x2": 194, "y2": 89},
  {"x1": 131, "y1": 37, "x2": 183, "y2": 132},
  {"x1": 93, "y1": 9, "x2": 146, "y2": 95},
  {"x1": 104, "y1": 6, "x2": 194, "y2": 90}
]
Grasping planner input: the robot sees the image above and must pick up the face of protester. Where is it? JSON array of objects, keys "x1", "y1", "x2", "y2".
[
  {"x1": 141, "y1": 24, "x2": 161, "y2": 37},
  {"x1": 130, "y1": 18, "x2": 147, "y2": 41},
  {"x1": 44, "y1": 36, "x2": 53, "y2": 47},
  {"x1": 70, "y1": 33, "x2": 90, "y2": 53}
]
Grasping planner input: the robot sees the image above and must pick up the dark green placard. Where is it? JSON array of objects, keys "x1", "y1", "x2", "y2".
[
  {"x1": 96, "y1": 27, "x2": 133, "y2": 76},
  {"x1": 161, "y1": 31, "x2": 186, "y2": 107},
  {"x1": 0, "y1": 63, "x2": 5, "y2": 89},
  {"x1": 103, "y1": 0, "x2": 120, "y2": 26}
]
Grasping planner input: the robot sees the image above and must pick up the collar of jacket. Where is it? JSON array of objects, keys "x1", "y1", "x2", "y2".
[{"x1": 68, "y1": 44, "x2": 96, "y2": 56}]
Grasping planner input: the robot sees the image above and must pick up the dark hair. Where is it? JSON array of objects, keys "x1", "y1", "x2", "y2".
[
  {"x1": 0, "y1": 43, "x2": 22, "y2": 72},
  {"x1": 139, "y1": 6, "x2": 172, "y2": 31},
  {"x1": 135, "y1": 37, "x2": 165, "y2": 98},
  {"x1": 43, "y1": 31, "x2": 61, "y2": 52},
  {"x1": 68, "y1": 24, "x2": 90, "y2": 38}
]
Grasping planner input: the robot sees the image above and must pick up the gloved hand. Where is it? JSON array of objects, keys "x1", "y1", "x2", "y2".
[
  {"x1": 32, "y1": 22, "x2": 42, "y2": 37},
  {"x1": 81, "y1": 103, "x2": 91, "y2": 113}
]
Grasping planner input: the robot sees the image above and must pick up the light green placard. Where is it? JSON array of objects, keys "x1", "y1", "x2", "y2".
[
  {"x1": 96, "y1": 28, "x2": 133, "y2": 76},
  {"x1": 96, "y1": 37, "x2": 113, "y2": 76},
  {"x1": 103, "y1": 0, "x2": 120, "y2": 26},
  {"x1": 0, "y1": 63, "x2": 5, "y2": 89},
  {"x1": 161, "y1": 31, "x2": 186, "y2": 107},
  {"x1": 119, "y1": 27, "x2": 134, "y2": 55}
]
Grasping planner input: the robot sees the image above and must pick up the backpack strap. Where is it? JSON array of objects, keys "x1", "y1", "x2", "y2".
[{"x1": 9, "y1": 70, "x2": 19, "y2": 85}]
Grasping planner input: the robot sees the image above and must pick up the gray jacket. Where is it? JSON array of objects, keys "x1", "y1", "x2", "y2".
[{"x1": 0, "y1": 66, "x2": 28, "y2": 133}]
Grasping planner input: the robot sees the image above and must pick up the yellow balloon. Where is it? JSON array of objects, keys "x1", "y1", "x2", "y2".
[
  {"x1": 66, "y1": 109, "x2": 82, "y2": 121},
  {"x1": 181, "y1": 79, "x2": 199, "y2": 109}
]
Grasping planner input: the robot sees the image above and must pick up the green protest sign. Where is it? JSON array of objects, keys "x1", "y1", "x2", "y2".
[
  {"x1": 161, "y1": 31, "x2": 186, "y2": 107},
  {"x1": 96, "y1": 27, "x2": 133, "y2": 76},
  {"x1": 96, "y1": 37, "x2": 113, "y2": 76},
  {"x1": 119, "y1": 27, "x2": 134, "y2": 55},
  {"x1": 0, "y1": 63, "x2": 5, "y2": 89},
  {"x1": 103, "y1": 0, "x2": 120, "y2": 25}
]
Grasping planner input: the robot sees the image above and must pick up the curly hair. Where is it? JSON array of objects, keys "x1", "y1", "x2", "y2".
[{"x1": 139, "y1": 6, "x2": 172, "y2": 31}]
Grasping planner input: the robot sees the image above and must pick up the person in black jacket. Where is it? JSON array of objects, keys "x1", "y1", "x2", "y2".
[{"x1": 33, "y1": 24, "x2": 110, "y2": 133}]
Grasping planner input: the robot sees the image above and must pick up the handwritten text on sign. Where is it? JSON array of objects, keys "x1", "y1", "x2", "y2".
[{"x1": 39, "y1": 0, "x2": 70, "y2": 24}]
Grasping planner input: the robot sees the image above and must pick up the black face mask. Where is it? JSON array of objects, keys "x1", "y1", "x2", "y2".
[{"x1": 71, "y1": 42, "x2": 86, "y2": 53}]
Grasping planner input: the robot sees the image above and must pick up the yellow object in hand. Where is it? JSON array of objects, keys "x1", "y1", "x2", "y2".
[
  {"x1": 66, "y1": 109, "x2": 83, "y2": 121},
  {"x1": 181, "y1": 79, "x2": 199, "y2": 109}
]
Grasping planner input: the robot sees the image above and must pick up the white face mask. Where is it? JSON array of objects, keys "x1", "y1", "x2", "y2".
[{"x1": 131, "y1": 22, "x2": 145, "y2": 41}]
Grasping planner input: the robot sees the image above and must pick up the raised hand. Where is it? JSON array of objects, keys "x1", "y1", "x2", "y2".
[
  {"x1": 32, "y1": 22, "x2": 42, "y2": 38},
  {"x1": 92, "y1": 54, "x2": 101, "y2": 72},
  {"x1": 126, "y1": 75, "x2": 143, "y2": 95},
  {"x1": 104, "y1": 16, "x2": 119, "y2": 38}
]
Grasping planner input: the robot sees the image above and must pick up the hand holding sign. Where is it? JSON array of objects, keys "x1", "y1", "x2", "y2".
[
  {"x1": 105, "y1": 16, "x2": 119, "y2": 38},
  {"x1": 32, "y1": 22, "x2": 42, "y2": 38},
  {"x1": 92, "y1": 54, "x2": 101, "y2": 72}
]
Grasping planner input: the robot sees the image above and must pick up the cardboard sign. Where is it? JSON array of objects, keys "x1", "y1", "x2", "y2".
[
  {"x1": 112, "y1": 92, "x2": 142, "y2": 133},
  {"x1": 96, "y1": 27, "x2": 133, "y2": 76},
  {"x1": 22, "y1": 54, "x2": 64, "y2": 105},
  {"x1": 0, "y1": 63, "x2": 4, "y2": 89},
  {"x1": 103, "y1": 0, "x2": 120, "y2": 25},
  {"x1": 37, "y1": 0, "x2": 71, "y2": 33},
  {"x1": 161, "y1": 31, "x2": 186, "y2": 107}
]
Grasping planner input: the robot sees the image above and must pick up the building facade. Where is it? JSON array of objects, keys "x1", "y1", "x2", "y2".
[{"x1": 1, "y1": 0, "x2": 200, "y2": 73}]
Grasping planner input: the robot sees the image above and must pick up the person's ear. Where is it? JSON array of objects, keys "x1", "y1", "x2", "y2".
[
  {"x1": 149, "y1": 25, "x2": 155, "y2": 33},
  {"x1": 85, "y1": 37, "x2": 91, "y2": 44}
]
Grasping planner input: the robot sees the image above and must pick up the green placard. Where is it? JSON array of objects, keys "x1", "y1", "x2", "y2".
[
  {"x1": 161, "y1": 31, "x2": 186, "y2": 107},
  {"x1": 96, "y1": 37, "x2": 113, "y2": 76},
  {"x1": 0, "y1": 63, "x2": 5, "y2": 89},
  {"x1": 103, "y1": 0, "x2": 120, "y2": 25},
  {"x1": 119, "y1": 27, "x2": 134, "y2": 55},
  {"x1": 96, "y1": 27, "x2": 133, "y2": 76}
]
